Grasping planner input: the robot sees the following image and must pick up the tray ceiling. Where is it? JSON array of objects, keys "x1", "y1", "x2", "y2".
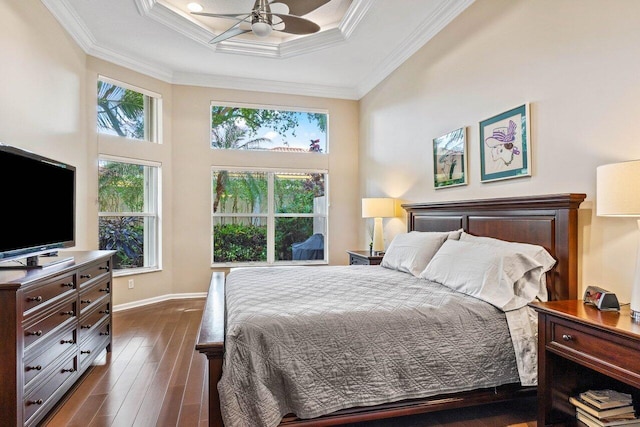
[{"x1": 42, "y1": 0, "x2": 474, "y2": 99}]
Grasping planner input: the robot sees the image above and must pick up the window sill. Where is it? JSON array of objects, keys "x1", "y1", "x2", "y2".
[{"x1": 113, "y1": 266, "x2": 161, "y2": 278}]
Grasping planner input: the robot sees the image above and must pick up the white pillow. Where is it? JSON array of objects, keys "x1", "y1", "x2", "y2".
[
  {"x1": 459, "y1": 232, "x2": 555, "y2": 301},
  {"x1": 381, "y1": 231, "x2": 452, "y2": 276},
  {"x1": 419, "y1": 239, "x2": 544, "y2": 311}
]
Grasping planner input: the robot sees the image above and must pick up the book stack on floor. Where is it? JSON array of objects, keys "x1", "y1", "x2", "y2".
[{"x1": 570, "y1": 390, "x2": 639, "y2": 427}]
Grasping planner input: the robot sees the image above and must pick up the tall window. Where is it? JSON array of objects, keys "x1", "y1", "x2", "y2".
[
  {"x1": 97, "y1": 77, "x2": 161, "y2": 143},
  {"x1": 98, "y1": 156, "x2": 161, "y2": 271},
  {"x1": 211, "y1": 104, "x2": 327, "y2": 153},
  {"x1": 212, "y1": 169, "x2": 327, "y2": 265}
]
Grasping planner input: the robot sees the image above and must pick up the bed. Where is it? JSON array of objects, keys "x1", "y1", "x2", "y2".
[{"x1": 197, "y1": 193, "x2": 586, "y2": 426}]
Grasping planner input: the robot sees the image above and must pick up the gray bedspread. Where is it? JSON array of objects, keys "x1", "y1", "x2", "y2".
[{"x1": 218, "y1": 265, "x2": 522, "y2": 427}]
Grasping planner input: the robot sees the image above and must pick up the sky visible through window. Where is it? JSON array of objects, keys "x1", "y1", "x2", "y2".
[
  {"x1": 211, "y1": 106, "x2": 327, "y2": 153},
  {"x1": 252, "y1": 112, "x2": 326, "y2": 152}
]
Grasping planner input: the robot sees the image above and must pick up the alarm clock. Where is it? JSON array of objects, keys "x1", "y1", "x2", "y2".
[{"x1": 583, "y1": 285, "x2": 620, "y2": 311}]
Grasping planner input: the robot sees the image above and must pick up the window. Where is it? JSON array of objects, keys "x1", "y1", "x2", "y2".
[
  {"x1": 211, "y1": 104, "x2": 327, "y2": 153},
  {"x1": 212, "y1": 169, "x2": 327, "y2": 265},
  {"x1": 98, "y1": 156, "x2": 161, "y2": 272},
  {"x1": 97, "y1": 77, "x2": 161, "y2": 142}
]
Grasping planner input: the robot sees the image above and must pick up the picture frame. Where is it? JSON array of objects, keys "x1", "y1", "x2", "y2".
[
  {"x1": 432, "y1": 127, "x2": 467, "y2": 189},
  {"x1": 479, "y1": 103, "x2": 531, "y2": 182}
]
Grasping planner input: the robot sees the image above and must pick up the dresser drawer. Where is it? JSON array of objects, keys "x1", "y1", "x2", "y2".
[
  {"x1": 24, "y1": 325, "x2": 77, "y2": 389},
  {"x1": 79, "y1": 328, "x2": 110, "y2": 370},
  {"x1": 548, "y1": 318, "x2": 640, "y2": 382},
  {"x1": 23, "y1": 356, "x2": 78, "y2": 424},
  {"x1": 79, "y1": 279, "x2": 111, "y2": 315},
  {"x1": 78, "y1": 302, "x2": 110, "y2": 343},
  {"x1": 23, "y1": 273, "x2": 75, "y2": 317},
  {"x1": 77, "y1": 260, "x2": 111, "y2": 288},
  {"x1": 23, "y1": 299, "x2": 77, "y2": 351}
]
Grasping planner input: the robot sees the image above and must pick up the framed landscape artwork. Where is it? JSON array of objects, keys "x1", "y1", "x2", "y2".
[
  {"x1": 479, "y1": 104, "x2": 531, "y2": 182},
  {"x1": 433, "y1": 127, "x2": 467, "y2": 189}
]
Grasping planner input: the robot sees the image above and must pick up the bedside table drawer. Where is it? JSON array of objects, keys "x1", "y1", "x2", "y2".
[
  {"x1": 548, "y1": 318, "x2": 640, "y2": 386},
  {"x1": 350, "y1": 255, "x2": 370, "y2": 265}
]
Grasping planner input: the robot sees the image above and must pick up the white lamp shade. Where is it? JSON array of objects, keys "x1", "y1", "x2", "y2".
[
  {"x1": 597, "y1": 160, "x2": 640, "y2": 216},
  {"x1": 362, "y1": 198, "x2": 395, "y2": 218},
  {"x1": 596, "y1": 159, "x2": 640, "y2": 320}
]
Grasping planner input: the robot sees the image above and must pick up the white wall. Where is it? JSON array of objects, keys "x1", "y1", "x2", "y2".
[
  {"x1": 0, "y1": 0, "x2": 359, "y2": 306},
  {"x1": 360, "y1": 0, "x2": 640, "y2": 302},
  {"x1": 171, "y1": 85, "x2": 359, "y2": 294},
  {"x1": 0, "y1": 1, "x2": 90, "y2": 248},
  {"x1": 87, "y1": 57, "x2": 176, "y2": 306}
]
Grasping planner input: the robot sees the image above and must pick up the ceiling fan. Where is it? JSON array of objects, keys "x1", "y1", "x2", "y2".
[{"x1": 192, "y1": 0, "x2": 331, "y2": 44}]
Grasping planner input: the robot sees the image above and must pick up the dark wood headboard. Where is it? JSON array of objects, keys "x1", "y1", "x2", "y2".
[{"x1": 402, "y1": 193, "x2": 586, "y2": 301}]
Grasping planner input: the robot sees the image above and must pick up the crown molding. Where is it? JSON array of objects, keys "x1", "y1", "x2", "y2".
[
  {"x1": 88, "y1": 44, "x2": 175, "y2": 83},
  {"x1": 41, "y1": 0, "x2": 96, "y2": 51},
  {"x1": 133, "y1": 0, "x2": 371, "y2": 59},
  {"x1": 172, "y1": 72, "x2": 359, "y2": 100},
  {"x1": 355, "y1": 0, "x2": 475, "y2": 98}
]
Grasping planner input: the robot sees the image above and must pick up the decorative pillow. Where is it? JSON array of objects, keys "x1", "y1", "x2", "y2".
[
  {"x1": 380, "y1": 231, "x2": 452, "y2": 276},
  {"x1": 419, "y1": 239, "x2": 544, "y2": 311},
  {"x1": 459, "y1": 232, "x2": 555, "y2": 301},
  {"x1": 447, "y1": 228, "x2": 464, "y2": 241}
]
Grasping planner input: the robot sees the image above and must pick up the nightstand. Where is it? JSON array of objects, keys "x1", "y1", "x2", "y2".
[
  {"x1": 529, "y1": 300, "x2": 640, "y2": 426},
  {"x1": 347, "y1": 250, "x2": 383, "y2": 266}
]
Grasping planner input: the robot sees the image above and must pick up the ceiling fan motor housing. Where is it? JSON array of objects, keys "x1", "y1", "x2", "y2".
[{"x1": 251, "y1": 0, "x2": 273, "y2": 37}]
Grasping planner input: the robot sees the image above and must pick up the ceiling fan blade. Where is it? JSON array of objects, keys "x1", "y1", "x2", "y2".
[
  {"x1": 268, "y1": 13, "x2": 320, "y2": 35},
  {"x1": 210, "y1": 26, "x2": 251, "y2": 44},
  {"x1": 269, "y1": 0, "x2": 330, "y2": 16}
]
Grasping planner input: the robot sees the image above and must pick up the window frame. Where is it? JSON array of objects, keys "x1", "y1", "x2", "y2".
[
  {"x1": 211, "y1": 167, "x2": 329, "y2": 267},
  {"x1": 97, "y1": 75, "x2": 163, "y2": 144},
  {"x1": 209, "y1": 101, "x2": 329, "y2": 154},
  {"x1": 98, "y1": 154, "x2": 162, "y2": 275}
]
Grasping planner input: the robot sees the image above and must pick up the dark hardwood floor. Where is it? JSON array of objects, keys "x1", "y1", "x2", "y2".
[{"x1": 42, "y1": 298, "x2": 537, "y2": 427}]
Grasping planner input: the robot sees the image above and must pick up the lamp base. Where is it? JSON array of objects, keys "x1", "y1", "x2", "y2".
[{"x1": 631, "y1": 309, "x2": 640, "y2": 322}]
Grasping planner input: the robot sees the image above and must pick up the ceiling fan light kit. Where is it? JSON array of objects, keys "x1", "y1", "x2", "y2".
[{"x1": 192, "y1": 0, "x2": 329, "y2": 44}]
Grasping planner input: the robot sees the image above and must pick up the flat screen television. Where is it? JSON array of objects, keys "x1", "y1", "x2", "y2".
[{"x1": 0, "y1": 143, "x2": 76, "y2": 269}]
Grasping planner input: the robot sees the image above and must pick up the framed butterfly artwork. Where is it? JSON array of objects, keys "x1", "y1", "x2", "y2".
[{"x1": 479, "y1": 104, "x2": 531, "y2": 182}]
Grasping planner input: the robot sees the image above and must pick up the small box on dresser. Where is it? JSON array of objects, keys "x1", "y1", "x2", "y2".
[{"x1": 0, "y1": 250, "x2": 114, "y2": 427}]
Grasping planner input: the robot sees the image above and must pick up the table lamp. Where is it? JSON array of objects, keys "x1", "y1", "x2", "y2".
[
  {"x1": 362, "y1": 198, "x2": 396, "y2": 254},
  {"x1": 597, "y1": 160, "x2": 640, "y2": 320}
]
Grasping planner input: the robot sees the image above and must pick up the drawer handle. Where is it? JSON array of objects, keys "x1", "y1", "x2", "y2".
[
  {"x1": 99, "y1": 266, "x2": 109, "y2": 271},
  {"x1": 61, "y1": 282, "x2": 74, "y2": 288},
  {"x1": 80, "y1": 324, "x2": 92, "y2": 329},
  {"x1": 562, "y1": 334, "x2": 573, "y2": 341},
  {"x1": 80, "y1": 350, "x2": 91, "y2": 355},
  {"x1": 26, "y1": 365, "x2": 42, "y2": 371},
  {"x1": 61, "y1": 311, "x2": 75, "y2": 316},
  {"x1": 81, "y1": 299, "x2": 92, "y2": 304},
  {"x1": 99, "y1": 332, "x2": 110, "y2": 336},
  {"x1": 28, "y1": 399, "x2": 44, "y2": 405},
  {"x1": 27, "y1": 296, "x2": 43, "y2": 302},
  {"x1": 99, "y1": 310, "x2": 110, "y2": 314},
  {"x1": 27, "y1": 330, "x2": 43, "y2": 337},
  {"x1": 80, "y1": 274, "x2": 92, "y2": 279},
  {"x1": 61, "y1": 339, "x2": 75, "y2": 344},
  {"x1": 99, "y1": 288, "x2": 110, "y2": 293},
  {"x1": 61, "y1": 368, "x2": 75, "y2": 373}
]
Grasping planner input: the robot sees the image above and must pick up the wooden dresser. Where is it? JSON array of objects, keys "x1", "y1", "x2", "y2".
[
  {"x1": 530, "y1": 300, "x2": 640, "y2": 426},
  {"x1": 0, "y1": 250, "x2": 114, "y2": 427}
]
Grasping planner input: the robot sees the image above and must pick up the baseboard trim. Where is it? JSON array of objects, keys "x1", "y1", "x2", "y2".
[{"x1": 113, "y1": 292, "x2": 207, "y2": 312}]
